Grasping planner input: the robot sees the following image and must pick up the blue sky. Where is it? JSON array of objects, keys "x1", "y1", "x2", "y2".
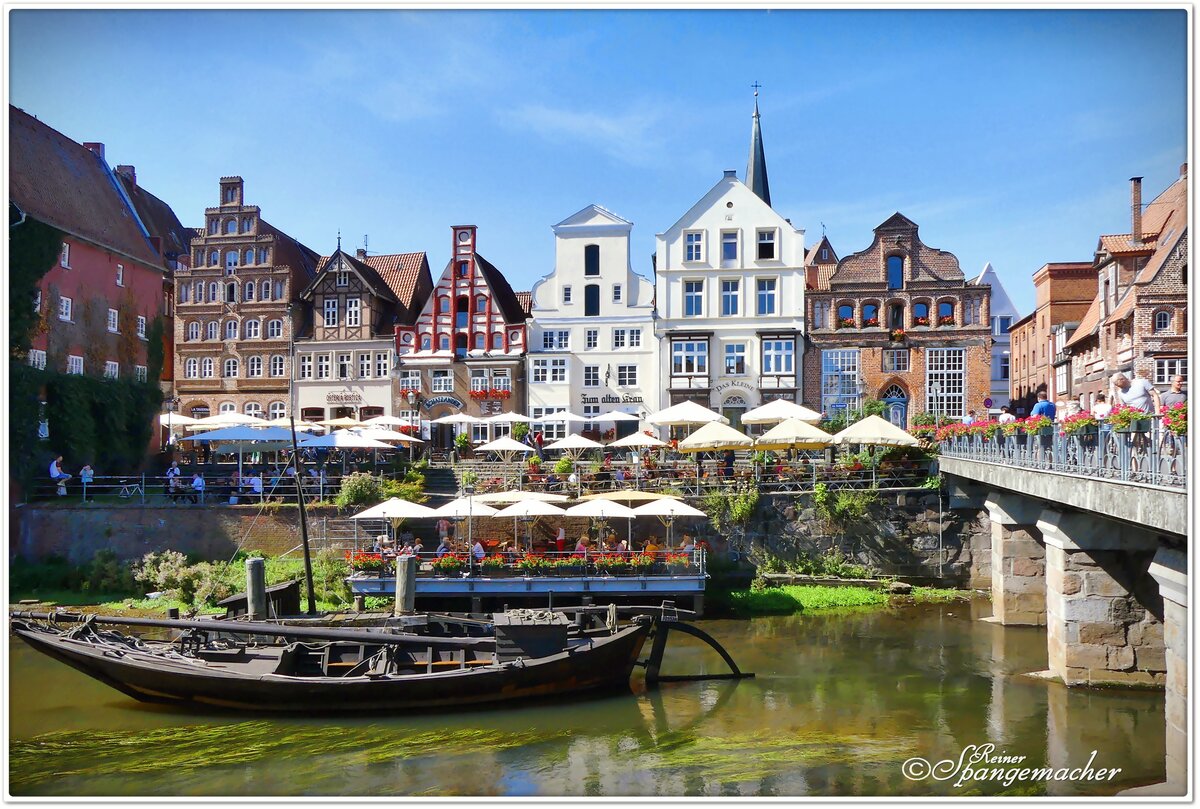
[{"x1": 9, "y1": 8, "x2": 1188, "y2": 315}]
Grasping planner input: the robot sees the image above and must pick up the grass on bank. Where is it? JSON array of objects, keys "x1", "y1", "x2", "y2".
[{"x1": 713, "y1": 585, "x2": 974, "y2": 616}]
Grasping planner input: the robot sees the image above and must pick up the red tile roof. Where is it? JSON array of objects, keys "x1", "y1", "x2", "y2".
[
  {"x1": 1064, "y1": 294, "x2": 1102, "y2": 348},
  {"x1": 360, "y1": 252, "x2": 429, "y2": 311},
  {"x1": 1098, "y1": 234, "x2": 1155, "y2": 255},
  {"x1": 9, "y1": 106, "x2": 162, "y2": 268},
  {"x1": 1102, "y1": 172, "x2": 1188, "y2": 324}
]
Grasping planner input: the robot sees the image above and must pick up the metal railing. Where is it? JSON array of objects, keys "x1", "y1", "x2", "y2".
[
  {"x1": 27, "y1": 471, "x2": 392, "y2": 505},
  {"x1": 939, "y1": 419, "x2": 1186, "y2": 490},
  {"x1": 345, "y1": 548, "x2": 708, "y2": 580}
]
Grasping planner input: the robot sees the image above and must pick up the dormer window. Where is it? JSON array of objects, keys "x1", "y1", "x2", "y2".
[{"x1": 337, "y1": 271, "x2": 349, "y2": 287}]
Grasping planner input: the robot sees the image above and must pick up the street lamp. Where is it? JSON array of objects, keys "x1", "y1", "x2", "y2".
[{"x1": 930, "y1": 381, "x2": 942, "y2": 421}]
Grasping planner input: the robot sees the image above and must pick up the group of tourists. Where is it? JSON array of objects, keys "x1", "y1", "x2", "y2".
[{"x1": 962, "y1": 371, "x2": 1186, "y2": 427}]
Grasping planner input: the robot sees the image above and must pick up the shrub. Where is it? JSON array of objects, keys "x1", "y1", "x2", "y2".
[
  {"x1": 131, "y1": 550, "x2": 195, "y2": 602},
  {"x1": 84, "y1": 549, "x2": 135, "y2": 594},
  {"x1": 382, "y1": 475, "x2": 427, "y2": 503},
  {"x1": 335, "y1": 473, "x2": 386, "y2": 510},
  {"x1": 553, "y1": 456, "x2": 574, "y2": 475},
  {"x1": 454, "y1": 433, "x2": 472, "y2": 452},
  {"x1": 511, "y1": 423, "x2": 530, "y2": 441},
  {"x1": 812, "y1": 484, "x2": 876, "y2": 528}
]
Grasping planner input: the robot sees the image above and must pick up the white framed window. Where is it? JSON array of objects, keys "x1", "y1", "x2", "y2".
[
  {"x1": 431, "y1": 370, "x2": 453, "y2": 392},
  {"x1": 821, "y1": 349, "x2": 860, "y2": 415},
  {"x1": 756, "y1": 229, "x2": 776, "y2": 260},
  {"x1": 58, "y1": 297, "x2": 72, "y2": 322},
  {"x1": 612, "y1": 284, "x2": 623, "y2": 303},
  {"x1": 60, "y1": 243, "x2": 71, "y2": 268},
  {"x1": 684, "y1": 231, "x2": 704, "y2": 262},
  {"x1": 756, "y1": 278, "x2": 777, "y2": 315},
  {"x1": 267, "y1": 319, "x2": 283, "y2": 339},
  {"x1": 358, "y1": 353, "x2": 372, "y2": 379},
  {"x1": 104, "y1": 361, "x2": 119, "y2": 379},
  {"x1": 136, "y1": 316, "x2": 147, "y2": 338},
  {"x1": 194, "y1": 281, "x2": 204, "y2": 302},
  {"x1": 219, "y1": 401, "x2": 236, "y2": 414},
  {"x1": 721, "y1": 231, "x2": 738, "y2": 266},
  {"x1": 628, "y1": 329, "x2": 641, "y2": 348},
  {"x1": 530, "y1": 407, "x2": 566, "y2": 441},
  {"x1": 724, "y1": 343, "x2": 746, "y2": 375},
  {"x1": 821, "y1": 247, "x2": 829, "y2": 261},
  {"x1": 324, "y1": 298, "x2": 338, "y2": 327},
  {"x1": 206, "y1": 321, "x2": 218, "y2": 341},
  {"x1": 762, "y1": 338, "x2": 794, "y2": 374},
  {"x1": 563, "y1": 286, "x2": 572, "y2": 304},
  {"x1": 1154, "y1": 311, "x2": 1172, "y2": 333},
  {"x1": 244, "y1": 281, "x2": 255, "y2": 301},
  {"x1": 244, "y1": 402, "x2": 263, "y2": 418},
  {"x1": 209, "y1": 282, "x2": 218, "y2": 302},
  {"x1": 261, "y1": 280, "x2": 272, "y2": 301},
  {"x1": 179, "y1": 285, "x2": 189, "y2": 304},
  {"x1": 926, "y1": 347, "x2": 966, "y2": 418},
  {"x1": 224, "y1": 320, "x2": 237, "y2": 340},
  {"x1": 115, "y1": 264, "x2": 124, "y2": 286},
  {"x1": 997, "y1": 356, "x2": 1010, "y2": 381},
  {"x1": 269, "y1": 402, "x2": 286, "y2": 419},
  {"x1": 470, "y1": 369, "x2": 489, "y2": 393},
  {"x1": 202, "y1": 357, "x2": 214, "y2": 378},
  {"x1": 375, "y1": 352, "x2": 390, "y2": 378},
  {"x1": 270, "y1": 355, "x2": 285, "y2": 377},
  {"x1": 274, "y1": 281, "x2": 284, "y2": 301},
  {"x1": 585, "y1": 329, "x2": 598, "y2": 350},
  {"x1": 532, "y1": 358, "x2": 566, "y2": 383},
  {"x1": 883, "y1": 349, "x2": 910, "y2": 373},
  {"x1": 188, "y1": 322, "x2": 201, "y2": 341},
  {"x1": 613, "y1": 330, "x2": 628, "y2": 350},
  {"x1": 337, "y1": 353, "x2": 352, "y2": 379},
  {"x1": 683, "y1": 280, "x2": 704, "y2": 317},
  {"x1": 532, "y1": 359, "x2": 549, "y2": 383},
  {"x1": 28, "y1": 349, "x2": 46, "y2": 370},
  {"x1": 135, "y1": 365, "x2": 148, "y2": 382},
  {"x1": 471, "y1": 423, "x2": 489, "y2": 444},
  {"x1": 337, "y1": 271, "x2": 349, "y2": 287},
  {"x1": 542, "y1": 330, "x2": 570, "y2": 350},
  {"x1": 67, "y1": 355, "x2": 83, "y2": 375},
  {"x1": 223, "y1": 358, "x2": 239, "y2": 378},
  {"x1": 299, "y1": 355, "x2": 313, "y2": 379},
  {"x1": 721, "y1": 280, "x2": 739, "y2": 316},
  {"x1": 994, "y1": 316, "x2": 1013, "y2": 335},
  {"x1": 316, "y1": 354, "x2": 330, "y2": 379},
  {"x1": 617, "y1": 364, "x2": 637, "y2": 386},
  {"x1": 185, "y1": 358, "x2": 199, "y2": 378},
  {"x1": 244, "y1": 319, "x2": 260, "y2": 339},
  {"x1": 347, "y1": 298, "x2": 361, "y2": 327},
  {"x1": 1155, "y1": 358, "x2": 1187, "y2": 384},
  {"x1": 245, "y1": 249, "x2": 254, "y2": 265},
  {"x1": 107, "y1": 308, "x2": 120, "y2": 333},
  {"x1": 671, "y1": 340, "x2": 708, "y2": 375},
  {"x1": 492, "y1": 370, "x2": 512, "y2": 392},
  {"x1": 399, "y1": 370, "x2": 421, "y2": 391},
  {"x1": 246, "y1": 356, "x2": 262, "y2": 377},
  {"x1": 584, "y1": 365, "x2": 600, "y2": 387}
]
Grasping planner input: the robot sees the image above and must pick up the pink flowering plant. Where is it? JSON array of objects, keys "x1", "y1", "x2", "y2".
[
  {"x1": 1019, "y1": 415, "x2": 1053, "y2": 434},
  {"x1": 1106, "y1": 404, "x2": 1148, "y2": 431},
  {"x1": 1161, "y1": 402, "x2": 1187, "y2": 436},
  {"x1": 1060, "y1": 412, "x2": 1099, "y2": 435}
]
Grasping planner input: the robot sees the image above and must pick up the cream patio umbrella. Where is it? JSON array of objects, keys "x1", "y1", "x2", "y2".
[
  {"x1": 543, "y1": 434, "x2": 603, "y2": 453},
  {"x1": 475, "y1": 436, "x2": 535, "y2": 455},
  {"x1": 350, "y1": 497, "x2": 439, "y2": 549},
  {"x1": 351, "y1": 427, "x2": 423, "y2": 444},
  {"x1": 480, "y1": 412, "x2": 535, "y2": 423},
  {"x1": 298, "y1": 430, "x2": 395, "y2": 450},
  {"x1": 607, "y1": 432, "x2": 668, "y2": 449},
  {"x1": 493, "y1": 499, "x2": 568, "y2": 552},
  {"x1": 754, "y1": 418, "x2": 835, "y2": 452},
  {"x1": 677, "y1": 421, "x2": 753, "y2": 452},
  {"x1": 565, "y1": 498, "x2": 637, "y2": 548},
  {"x1": 540, "y1": 410, "x2": 590, "y2": 425},
  {"x1": 580, "y1": 490, "x2": 675, "y2": 502},
  {"x1": 430, "y1": 413, "x2": 483, "y2": 425},
  {"x1": 597, "y1": 410, "x2": 642, "y2": 422},
  {"x1": 741, "y1": 399, "x2": 824, "y2": 425},
  {"x1": 434, "y1": 496, "x2": 499, "y2": 565},
  {"x1": 473, "y1": 489, "x2": 568, "y2": 504},
  {"x1": 267, "y1": 417, "x2": 323, "y2": 432},
  {"x1": 631, "y1": 497, "x2": 708, "y2": 550},
  {"x1": 318, "y1": 416, "x2": 363, "y2": 428},
  {"x1": 831, "y1": 414, "x2": 919, "y2": 447},
  {"x1": 645, "y1": 400, "x2": 728, "y2": 427},
  {"x1": 361, "y1": 415, "x2": 413, "y2": 428}
]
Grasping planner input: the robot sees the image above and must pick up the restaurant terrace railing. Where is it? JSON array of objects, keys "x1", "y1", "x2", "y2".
[
  {"x1": 343, "y1": 548, "x2": 708, "y2": 581},
  {"x1": 938, "y1": 417, "x2": 1186, "y2": 490}
]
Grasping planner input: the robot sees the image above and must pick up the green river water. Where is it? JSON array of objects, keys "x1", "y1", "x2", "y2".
[{"x1": 8, "y1": 599, "x2": 1166, "y2": 797}]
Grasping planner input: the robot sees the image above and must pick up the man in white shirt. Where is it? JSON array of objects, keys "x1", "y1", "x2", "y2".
[
  {"x1": 249, "y1": 473, "x2": 264, "y2": 498},
  {"x1": 190, "y1": 473, "x2": 205, "y2": 504},
  {"x1": 1111, "y1": 372, "x2": 1162, "y2": 414},
  {"x1": 49, "y1": 456, "x2": 71, "y2": 495}
]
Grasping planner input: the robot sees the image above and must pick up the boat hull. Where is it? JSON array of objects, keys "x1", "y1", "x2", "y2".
[{"x1": 12, "y1": 622, "x2": 650, "y2": 714}]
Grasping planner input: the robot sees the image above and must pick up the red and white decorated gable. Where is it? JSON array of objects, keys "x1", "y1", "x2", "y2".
[{"x1": 396, "y1": 226, "x2": 527, "y2": 358}]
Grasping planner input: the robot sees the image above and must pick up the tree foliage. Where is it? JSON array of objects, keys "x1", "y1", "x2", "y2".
[{"x1": 9, "y1": 209, "x2": 63, "y2": 358}]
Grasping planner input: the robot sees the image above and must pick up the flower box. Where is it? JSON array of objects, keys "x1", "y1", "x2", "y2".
[{"x1": 1117, "y1": 419, "x2": 1151, "y2": 434}]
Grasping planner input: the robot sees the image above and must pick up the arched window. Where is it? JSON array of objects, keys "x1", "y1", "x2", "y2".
[
  {"x1": 887, "y1": 255, "x2": 904, "y2": 289},
  {"x1": 258, "y1": 248, "x2": 269, "y2": 264},
  {"x1": 206, "y1": 321, "x2": 218, "y2": 340},
  {"x1": 438, "y1": 296, "x2": 451, "y2": 315},
  {"x1": 474, "y1": 333, "x2": 485, "y2": 350},
  {"x1": 225, "y1": 251, "x2": 238, "y2": 270},
  {"x1": 208, "y1": 282, "x2": 218, "y2": 302},
  {"x1": 201, "y1": 358, "x2": 214, "y2": 377},
  {"x1": 244, "y1": 249, "x2": 254, "y2": 265},
  {"x1": 837, "y1": 304, "x2": 854, "y2": 326},
  {"x1": 270, "y1": 355, "x2": 285, "y2": 377},
  {"x1": 247, "y1": 356, "x2": 262, "y2": 377},
  {"x1": 244, "y1": 281, "x2": 255, "y2": 301},
  {"x1": 1154, "y1": 310, "x2": 1171, "y2": 332},
  {"x1": 224, "y1": 320, "x2": 237, "y2": 340},
  {"x1": 457, "y1": 261, "x2": 469, "y2": 278},
  {"x1": 421, "y1": 335, "x2": 432, "y2": 351},
  {"x1": 268, "y1": 402, "x2": 286, "y2": 419},
  {"x1": 267, "y1": 319, "x2": 283, "y2": 338},
  {"x1": 454, "y1": 334, "x2": 467, "y2": 358},
  {"x1": 439, "y1": 336, "x2": 450, "y2": 351},
  {"x1": 244, "y1": 402, "x2": 262, "y2": 417},
  {"x1": 862, "y1": 303, "x2": 879, "y2": 327},
  {"x1": 584, "y1": 284, "x2": 600, "y2": 317},
  {"x1": 881, "y1": 384, "x2": 906, "y2": 400},
  {"x1": 194, "y1": 281, "x2": 204, "y2": 302},
  {"x1": 187, "y1": 322, "x2": 200, "y2": 341},
  {"x1": 219, "y1": 401, "x2": 236, "y2": 413},
  {"x1": 937, "y1": 301, "x2": 955, "y2": 325},
  {"x1": 584, "y1": 244, "x2": 600, "y2": 276},
  {"x1": 455, "y1": 296, "x2": 470, "y2": 329},
  {"x1": 913, "y1": 302, "x2": 930, "y2": 325},
  {"x1": 476, "y1": 294, "x2": 487, "y2": 314},
  {"x1": 492, "y1": 333, "x2": 503, "y2": 349},
  {"x1": 274, "y1": 281, "x2": 284, "y2": 300},
  {"x1": 225, "y1": 282, "x2": 237, "y2": 303},
  {"x1": 244, "y1": 319, "x2": 261, "y2": 339},
  {"x1": 209, "y1": 251, "x2": 219, "y2": 266},
  {"x1": 888, "y1": 302, "x2": 905, "y2": 330},
  {"x1": 185, "y1": 358, "x2": 198, "y2": 378},
  {"x1": 224, "y1": 219, "x2": 237, "y2": 235},
  {"x1": 208, "y1": 220, "x2": 218, "y2": 235},
  {"x1": 223, "y1": 358, "x2": 239, "y2": 378},
  {"x1": 241, "y1": 218, "x2": 252, "y2": 233},
  {"x1": 180, "y1": 284, "x2": 190, "y2": 304}
]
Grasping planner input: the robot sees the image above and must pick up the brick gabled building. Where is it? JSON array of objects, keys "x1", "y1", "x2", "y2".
[
  {"x1": 11, "y1": 106, "x2": 176, "y2": 386},
  {"x1": 293, "y1": 246, "x2": 432, "y2": 424},
  {"x1": 173, "y1": 176, "x2": 320, "y2": 421},
  {"x1": 1065, "y1": 167, "x2": 1188, "y2": 406},
  {"x1": 803, "y1": 213, "x2": 992, "y2": 425}
]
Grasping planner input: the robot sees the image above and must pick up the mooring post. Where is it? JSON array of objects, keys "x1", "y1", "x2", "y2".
[
  {"x1": 394, "y1": 555, "x2": 416, "y2": 616},
  {"x1": 245, "y1": 557, "x2": 267, "y2": 621},
  {"x1": 644, "y1": 623, "x2": 671, "y2": 685},
  {"x1": 353, "y1": 594, "x2": 365, "y2": 612}
]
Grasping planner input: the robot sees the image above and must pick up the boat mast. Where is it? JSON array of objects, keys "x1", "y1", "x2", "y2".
[{"x1": 290, "y1": 416, "x2": 318, "y2": 615}]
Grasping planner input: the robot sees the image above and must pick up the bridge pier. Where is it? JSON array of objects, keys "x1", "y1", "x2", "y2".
[
  {"x1": 984, "y1": 493, "x2": 1046, "y2": 626},
  {"x1": 1037, "y1": 509, "x2": 1164, "y2": 688},
  {"x1": 1148, "y1": 547, "x2": 1187, "y2": 790}
]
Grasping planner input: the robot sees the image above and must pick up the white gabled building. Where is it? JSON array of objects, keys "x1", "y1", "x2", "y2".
[
  {"x1": 526, "y1": 204, "x2": 657, "y2": 440},
  {"x1": 653, "y1": 95, "x2": 807, "y2": 427},
  {"x1": 972, "y1": 262, "x2": 1020, "y2": 414}
]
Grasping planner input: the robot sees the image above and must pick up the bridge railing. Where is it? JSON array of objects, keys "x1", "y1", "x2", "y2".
[{"x1": 939, "y1": 418, "x2": 1186, "y2": 490}]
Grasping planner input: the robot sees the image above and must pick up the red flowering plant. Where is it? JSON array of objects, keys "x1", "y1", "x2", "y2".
[
  {"x1": 1106, "y1": 404, "x2": 1149, "y2": 431},
  {"x1": 490, "y1": 388, "x2": 512, "y2": 399},
  {"x1": 1161, "y1": 402, "x2": 1187, "y2": 436},
  {"x1": 999, "y1": 419, "x2": 1024, "y2": 436},
  {"x1": 468, "y1": 389, "x2": 490, "y2": 401},
  {"x1": 938, "y1": 315, "x2": 955, "y2": 326},
  {"x1": 913, "y1": 316, "x2": 930, "y2": 326},
  {"x1": 863, "y1": 317, "x2": 880, "y2": 327},
  {"x1": 889, "y1": 329, "x2": 906, "y2": 341},
  {"x1": 347, "y1": 552, "x2": 385, "y2": 572},
  {"x1": 910, "y1": 424, "x2": 938, "y2": 440},
  {"x1": 398, "y1": 388, "x2": 420, "y2": 400},
  {"x1": 398, "y1": 424, "x2": 419, "y2": 435},
  {"x1": 629, "y1": 553, "x2": 656, "y2": 572},
  {"x1": 592, "y1": 554, "x2": 629, "y2": 573},
  {"x1": 663, "y1": 552, "x2": 691, "y2": 570},
  {"x1": 1020, "y1": 415, "x2": 1053, "y2": 434},
  {"x1": 934, "y1": 422, "x2": 971, "y2": 442},
  {"x1": 515, "y1": 554, "x2": 549, "y2": 575},
  {"x1": 837, "y1": 317, "x2": 855, "y2": 328},
  {"x1": 1060, "y1": 412, "x2": 1099, "y2": 436},
  {"x1": 972, "y1": 420, "x2": 1003, "y2": 439},
  {"x1": 430, "y1": 554, "x2": 465, "y2": 575}
]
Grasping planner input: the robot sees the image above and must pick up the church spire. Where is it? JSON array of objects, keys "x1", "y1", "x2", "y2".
[{"x1": 746, "y1": 82, "x2": 771, "y2": 207}]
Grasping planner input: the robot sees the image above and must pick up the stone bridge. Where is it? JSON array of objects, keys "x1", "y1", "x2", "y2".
[{"x1": 940, "y1": 449, "x2": 1186, "y2": 795}]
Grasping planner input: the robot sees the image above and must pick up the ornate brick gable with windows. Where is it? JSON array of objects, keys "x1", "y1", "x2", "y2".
[
  {"x1": 803, "y1": 213, "x2": 992, "y2": 425},
  {"x1": 394, "y1": 227, "x2": 530, "y2": 450},
  {"x1": 173, "y1": 177, "x2": 319, "y2": 422},
  {"x1": 293, "y1": 246, "x2": 432, "y2": 424},
  {"x1": 1065, "y1": 167, "x2": 1188, "y2": 406}
]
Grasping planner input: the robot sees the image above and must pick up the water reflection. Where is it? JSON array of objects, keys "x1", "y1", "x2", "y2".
[{"x1": 8, "y1": 600, "x2": 1165, "y2": 796}]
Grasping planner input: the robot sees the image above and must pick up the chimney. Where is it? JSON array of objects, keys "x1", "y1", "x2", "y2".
[
  {"x1": 356, "y1": 248, "x2": 367, "y2": 260},
  {"x1": 115, "y1": 165, "x2": 136, "y2": 186},
  {"x1": 723, "y1": 169, "x2": 737, "y2": 179},
  {"x1": 1130, "y1": 176, "x2": 1143, "y2": 244},
  {"x1": 1181, "y1": 162, "x2": 1189, "y2": 178},
  {"x1": 82, "y1": 142, "x2": 105, "y2": 160}
]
